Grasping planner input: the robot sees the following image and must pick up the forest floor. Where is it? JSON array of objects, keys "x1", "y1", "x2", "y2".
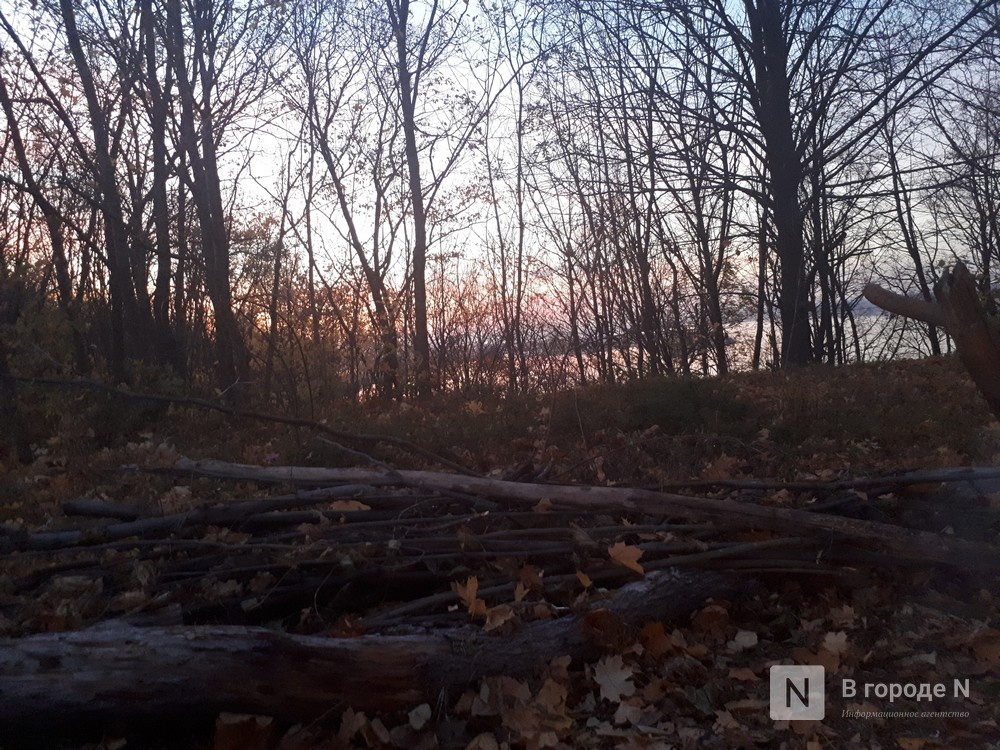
[{"x1": 2, "y1": 355, "x2": 1000, "y2": 749}]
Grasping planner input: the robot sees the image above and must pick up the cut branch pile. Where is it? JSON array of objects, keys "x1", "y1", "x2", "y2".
[{"x1": 2, "y1": 457, "x2": 998, "y2": 729}]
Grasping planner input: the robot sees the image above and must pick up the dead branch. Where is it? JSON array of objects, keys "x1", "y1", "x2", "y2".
[
  {"x1": 0, "y1": 484, "x2": 376, "y2": 552},
  {"x1": 651, "y1": 466, "x2": 1000, "y2": 492},
  {"x1": 61, "y1": 499, "x2": 145, "y2": 521},
  {"x1": 172, "y1": 459, "x2": 1000, "y2": 570}
]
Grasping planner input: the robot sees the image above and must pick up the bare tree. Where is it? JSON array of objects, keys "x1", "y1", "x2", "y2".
[
  {"x1": 0, "y1": 67, "x2": 90, "y2": 375},
  {"x1": 289, "y1": 0, "x2": 406, "y2": 398},
  {"x1": 159, "y1": 0, "x2": 283, "y2": 400},
  {"x1": 656, "y1": 0, "x2": 998, "y2": 365}
]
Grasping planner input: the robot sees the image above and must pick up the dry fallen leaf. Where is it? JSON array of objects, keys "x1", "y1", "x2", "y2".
[
  {"x1": 640, "y1": 621, "x2": 678, "y2": 657},
  {"x1": 535, "y1": 678, "x2": 568, "y2": 714},
  {"x1": 328, "y1": 499, "x2": 371, "y2": 512},
  {"x1": 514, "y1": 582, "x2": 529, "y2": 602},
  {"x1": 465, "y1": 733, "x2": 500, "y2": 750},
  {"x1": 713, "y1": 709, "x2": 741, "y2": 730},
  {"x1": 549, "y1": 655, "x2": 572, "y2": 681},
  {"x1": 692, "y1": 603, "x2": 730, "y2": 636},
  {"x1": 728, "y1": 667, "x2": 760, "y2": 682},
  {"x1": 593, "y1": 654, "x2": 636, "y2": 703},
  {"x1": 532, "y1": 498, "x2": 553, "y2": 513},
  {"x1": 214, "y1": 713, "x2": 273, "y2": 750},
  {"x1": 703, "y1": 453, "x2": 741, "y2": 481},
  {"x1": 451, "y1": 576, "x2": 486, "y2": 617},
  {"x1": 828, "y1": 604, "x2": 856, "y2": 628},
  {"x1": 728, "y1": 629, "x2": 758, "y2": 652},
  {"x1": 821, "y1": 629, "x2": 850, "y2": 671},
  {"x1": 608, "y1": 541, "x2": 645, "y2": 575},
  {"x1": 964, "y1": 627, "x2": 1000, "y2": 663},
  {"x1": 613, "y1": 698, "x2": 644, "y2": 726},
  {"x1": 337, "y1": 707, "x2": 366, "y2": 743},
  {"x1": 452, "y1": 577, "x2": 488, "y2": 618},
  {"x1": 519, "y1": 564, "x2": 544, "y2": 590},
  {"x1": 408, "y1": 703, "x2": 431, "y2": 731},
  {"x1": 484, "y1": 604, "x2": 516, "y2": 632},
  {"x1": 822, "y1": 630, "x2": 849, "y2": 654}
]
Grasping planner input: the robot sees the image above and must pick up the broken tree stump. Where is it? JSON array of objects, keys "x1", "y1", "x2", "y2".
[{"x1": 864, "y1": 261, "x2": 1000, "y2": 420}]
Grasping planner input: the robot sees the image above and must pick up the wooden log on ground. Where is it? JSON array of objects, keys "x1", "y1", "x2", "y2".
[{"x1": 0, "y1": 569, "x2": 733, "y2": 727}]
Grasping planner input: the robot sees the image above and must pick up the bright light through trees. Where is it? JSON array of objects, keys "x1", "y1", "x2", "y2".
[{"x1": 0, "y1": 0, "x2": 998, "y2": 404}]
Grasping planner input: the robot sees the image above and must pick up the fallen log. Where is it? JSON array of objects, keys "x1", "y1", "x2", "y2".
[
  {"x1": 0, "y1": 568, "x2": 733, "y2": 727},
  {"x1": 172, "y1": 458, "x2": 1000, "y2": 571}
]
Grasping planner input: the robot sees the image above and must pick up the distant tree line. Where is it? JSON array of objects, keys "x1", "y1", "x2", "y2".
[{"x1": 0, "y1": 0, "x2": 998, "y2": 409}]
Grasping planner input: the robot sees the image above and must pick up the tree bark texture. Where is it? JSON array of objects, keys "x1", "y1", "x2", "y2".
[
  {"x1": 745, "y1": 0, "x2": 812, "y2": 365},
  {"x1": 0, "y1": 569, "x2": 732, "y2": 726}
]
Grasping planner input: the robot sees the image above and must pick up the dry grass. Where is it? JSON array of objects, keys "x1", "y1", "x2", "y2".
[{"x1": 1, "y1": 355, "x2": 997, "y2": 529}]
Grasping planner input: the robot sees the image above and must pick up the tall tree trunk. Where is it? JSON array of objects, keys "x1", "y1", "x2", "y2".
[
  {"x1": 389, "y1": 0, "x2": 433, "y2": 398},
  {"x1": 59, "y1": 0, "x2": 150, "y2": 381},
  {"x1": 745, "y1": 0, "x2": 812, "y2": 366},
  {"x1": 165, "y1": 0, "x2": 250, "y2": 401},
  {"x1": 142, "y1": 3, "x2": 185, "y2": 374}
]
